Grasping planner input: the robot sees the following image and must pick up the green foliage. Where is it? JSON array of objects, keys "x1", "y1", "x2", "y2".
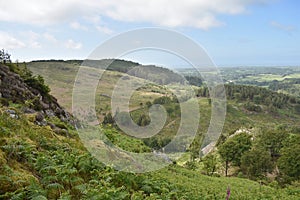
[
  {"x1": 244, "y1": 102, "x2": 262, "y2": 112},
  {"x1": 5, "y1": 60, "x2": 300, "y2": 199},
  {"x1": 197, "y1": 84, "x2": 299, "y2": 110},
  {"x1": 218, "y1": 133, "x2": 252, "y2": 176},
  {"x1": 202, "y1": 154, "x2": 219, "y2": 176},
  {"x1": 137, "y1": 113, "x2": 150, "y2": 126},
  {"x1": 24, "y1": 75, "x2": 50, "y2": 95},
  {"x1": 102, "y1": 112, "x2": 114, "y2": 124},
  {"x1": 241, "y1": 148, "x2": 273, "y2": 179},
  {"x1": 256, "y1": 130, "x2": 289, "y2": 159},
  {"x1": 1, "y1": 139, "x2": 35, "y2": 162},
  {"x1": 184, "y1": 161, "x2": 198, "y2": 170},
  {"x1": 153, "y1": 96, "x2": 172, "y2": 105},
  {"x1": 0, "y1": 101, "x2": 299, "y2": 199},
  {"x1": 102, "y1": 126, "x2": 151, "y2": 153},
  {"x1": 2, "y1": 59, "x2": 51, "y2": 98},
  {"x1": 184, "y1": 76, "x2": 203, "y2": 86},
  {"x1": 277, "y1": 135, "x2": 300, "y2": 182}
]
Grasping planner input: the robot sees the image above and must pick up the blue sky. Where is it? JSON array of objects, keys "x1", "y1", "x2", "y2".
[{"x1": 0, "y1": 0, "x2": 299, "y2": 67}]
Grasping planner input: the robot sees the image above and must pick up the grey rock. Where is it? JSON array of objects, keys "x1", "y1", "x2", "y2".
[
  {"x1": 6, "y1": 109, "x2": 18, "y2": 119},
  {"x1": 45, "y1": 109, "x2": 55, "y2": 117},
  {"x1": 35, "y1": 112, "x2": 44, "y2": 122},
  {"x1": 53, "y1": 127, "x2": 69, "y2": 137},
  {"x1": 47, "y1": 122, "x2": 56, "y2": 129},
  {"x1": 6, "y1": 109, "x2": 16, "y2": 114},
  {"x1": 23, "y1": 108, "x2": 36, "y2": 114},
  {"x1": 36, "y1": 119, "x2": 47, "y2": 126}
]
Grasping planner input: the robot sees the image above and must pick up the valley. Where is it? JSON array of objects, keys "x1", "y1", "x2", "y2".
[{"x1": 0, "y1": 59, "x2": 299, "y2": 199}]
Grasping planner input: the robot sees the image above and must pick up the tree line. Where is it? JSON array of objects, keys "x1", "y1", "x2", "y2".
[{"x1": 197, "y1": 84, "x2": 299, "y2": 109}]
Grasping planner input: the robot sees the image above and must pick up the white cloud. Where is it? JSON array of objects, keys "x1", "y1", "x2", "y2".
[
  {"x1": 29, "y1": 41, "x2": 42, "y2": 49},
  {"x1": 21, "y1": 31, "x2": 42, "y2": 48},
  {"x1": 64, "y1": 39, "x2": 82, "y2": 50},
  {"x1": 70, "y1": 21, "x2": 88, "y2": 31},
  {"x1": 270, "y1": 21, "x2": 296, "y2": 32},
  {"x1": 23, "y1": 31, "x2": 40, "y2": 41},
  {"x1": 96, "y1": 25, "x2": 114, "y2": 34},
  {"x1": 0, "y1": 0, "x2": 269, "y2": 29},
  {"x1": 43, "y1": 33, "x2": 58, "y2": 43},
  {"x1": 0, "y1": 32, "x2": 25, "y2": 49}
]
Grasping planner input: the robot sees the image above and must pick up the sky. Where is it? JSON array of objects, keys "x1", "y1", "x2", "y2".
[{"x1": 0, "y1": 0, "x2": 299, "y2": 67}]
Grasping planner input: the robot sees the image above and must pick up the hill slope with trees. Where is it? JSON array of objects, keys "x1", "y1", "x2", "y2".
[{"x1": 1, "y1": 58, "x2": 296, "y2": 199}]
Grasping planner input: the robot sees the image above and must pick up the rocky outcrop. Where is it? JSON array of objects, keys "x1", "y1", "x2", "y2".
[{"x1": 0, "y1": 64, "x2": 77, "y2": 128}]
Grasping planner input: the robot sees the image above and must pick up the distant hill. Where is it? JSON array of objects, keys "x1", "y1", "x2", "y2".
[{"x1": 31, "y1": 59, "x2": 186, "y2": 85}]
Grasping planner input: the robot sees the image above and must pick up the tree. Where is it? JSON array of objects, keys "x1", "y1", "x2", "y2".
[
  {"x1": 202, "y1": 154, "x2": 219, "y2": 176},
  {"x1": 277, "y1": 135, "x2": 300, "y2": 182},
  {"x1": 0, "y1": 49, "x2": 11, "y2": 63},
  {"x1": 257, "y1": 130, "x2": 288, "y2": 159},
  {"x1": 218, "y1": 133, "x2": 252, "y2": 176},
  {"x1": 241, "y1": 148, "x2": 273, "y2": 179},
  {"x1": 218, "y1": 140, "x2": 234, "y2": 177},
  {"x1": 103, "y1": 113, "x2": 114, "y2": 124}
]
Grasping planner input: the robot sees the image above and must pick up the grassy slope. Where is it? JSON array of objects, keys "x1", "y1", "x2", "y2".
[
  {"x1": 22, "y1": 61, "x2": 300, "y2": 198},
  {"x1": 27, "y1": 61, "x2": 300, "y2": 154},
  {"x1": 0, "y1": 108, "x2": 299, "y2": 199},
  {"x1": 27, "y1": 61, "x2": 299, "y2": 129},
  {"x1": 26, "y1": 61, "x2": 79, "y2": 111},
  {"x1": 27, "y1": 61, "x2": 168, "y2": 114}
]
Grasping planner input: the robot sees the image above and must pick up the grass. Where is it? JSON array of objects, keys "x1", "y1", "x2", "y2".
[
  {"x1": 27, "y1": 62, "x2": 79, "y2": 111},
  {"x1": 1, "y1": 106, "x2": 300, "y2": 199},
  {"x1": 154, "y1": 166, "x2": 300, "y2": 200},
  {"x1": 26, "y1": 63, "x2": 300, "y2": 158},
  {"x1": 27, "y1": 62, "x2": 170, "y2": 116},
  {"x1": 27, "y1": 61, "x2": 300, "y2": 147}
]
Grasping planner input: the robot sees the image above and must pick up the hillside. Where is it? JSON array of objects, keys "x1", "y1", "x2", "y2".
[
  {"x1": 31, "y1": 59, "x2": 185, "y2": 85},
  {"x1": 1, "y1": 60, "x2": 298, "y2": 199},
  {"x1": 0, "y1": 103, "x2": 299, "y2": 199},
  {"x1": 27, "y1": 60, "x2": 300, "y2": 146},
  {"x1": 1, "y1": 108, "x2": 299, "y2": 199},
  {"x1": 0, "y1": 63, "x2": 77, "y2": 127}
]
